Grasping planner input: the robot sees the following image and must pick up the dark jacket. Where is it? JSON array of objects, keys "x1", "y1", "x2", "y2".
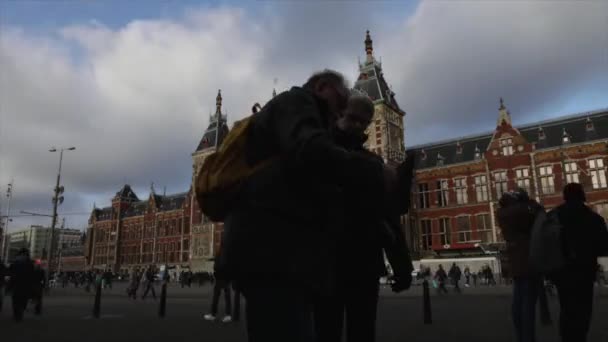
[
  {"x1": 220, "y1": 87, "x2": 385, "y2": 292},
  {"x1": 552, "y1": 202, "x2": 608, "y2": 281},
  {"x1": 330, "y1": 129, "x2": 384, "y2": 279},
  {"x1": 449, "y1": 265, "x2": 462, "y2": 280},
  {"x1": 497, "y1": 199, "x2": 542, "y2": 277},
  {"x1": 8, "y1": 256, "x2": 35, "y2": 295}
]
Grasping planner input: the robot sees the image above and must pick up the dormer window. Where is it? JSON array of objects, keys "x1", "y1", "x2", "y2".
[
  {"x1": 500, "y1": 138, "x2": 514, "y2": 156},
  {"x1": 538, "y1": 127, "x2": 545, "y2": 140},
  {"x1": 562, "y1": 128, "x2": 571, "y2": 144},
  {"x1": 437, "y1": 153, "x2": 445, "y2": 166},
  {"x1": 586, "y1": 118, "x2": 594, "y2": 132},
  {"x1": 474, "y1": 145, "x2": 481, "y2": 160},
  {"x1": 456, "y1": 142, "x2": 463, "y2": 155}
]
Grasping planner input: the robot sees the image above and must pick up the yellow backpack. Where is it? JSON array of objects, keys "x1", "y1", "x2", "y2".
[{"x1": 194, "y1": 104, "x2": 275, "y2": 222}]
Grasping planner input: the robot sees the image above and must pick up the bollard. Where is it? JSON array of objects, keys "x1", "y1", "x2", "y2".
[
  {"x1": 93, "y1": 282, "x2": 102, "y2": 319},
  {"x1": 159, "y1": 282, "x2": 167, "y2": 318},
  {"x1": 422, "y1": 279, "x2": 432, "y2": 325}
]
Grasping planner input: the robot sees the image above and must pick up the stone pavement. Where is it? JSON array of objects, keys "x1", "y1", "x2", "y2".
[{"x1": 1, "y1": 282, "x2": 607, "y2": 342}]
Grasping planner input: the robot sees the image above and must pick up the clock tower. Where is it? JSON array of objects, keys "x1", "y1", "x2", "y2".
[
  {"x1": 354, "y1": 31, "x2": 406, "y2": 166},
  {"x1": 189, "y1": 89, "x2": 229, "y2": 272}
]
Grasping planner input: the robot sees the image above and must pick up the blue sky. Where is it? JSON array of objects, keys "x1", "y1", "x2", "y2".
[{"x1": 1, "y1": 0, "x2": 606, "y2": 229}]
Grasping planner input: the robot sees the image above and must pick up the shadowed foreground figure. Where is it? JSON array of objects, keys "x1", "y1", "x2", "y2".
[
  {"x1": 549, "y1": 183, "x2": 608, "y2": 342},
  {"x1": 313, "y1": 94, "x2": 414, "y2": 342},
  {"x1": 218, "y1": 70, "x2": 394, "y2": 342},
  {"x1": 497, "y1": 189, "x2": 544, "y2": 342},
  {"x1": 7, "y1": 248, "x2": 35, "y2": 322}
]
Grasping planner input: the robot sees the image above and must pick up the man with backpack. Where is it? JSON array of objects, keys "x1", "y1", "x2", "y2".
[
  {"x1": 549, "y1": 183, "x2": 608, "y2": 342},
  {"x1": 497, "y1": 189, "x2": 544, "y2": 342},
  {"x1": 208, "y1": 70, "x2": 391, "y2": 342}
]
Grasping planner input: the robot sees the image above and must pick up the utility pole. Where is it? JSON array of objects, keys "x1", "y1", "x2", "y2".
[
  {"x1": 46, "y1": 146, "x2": 75, "y2": 290},
  {"x1": 3, "y1": 181, "x2": 13, "y2": 262}
]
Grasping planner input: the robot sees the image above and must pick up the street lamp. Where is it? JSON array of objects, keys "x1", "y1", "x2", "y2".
[{"x1": 46, "y1": 146, "x2": 76, "y2": 290}]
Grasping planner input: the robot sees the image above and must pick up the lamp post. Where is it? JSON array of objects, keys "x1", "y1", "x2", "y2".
[
  {"x1": 46, "y1": 146, "x2": 75, "y2": 289},
  {"x1": 2, "y1": 182, "x2": 13, "y2": 262}
]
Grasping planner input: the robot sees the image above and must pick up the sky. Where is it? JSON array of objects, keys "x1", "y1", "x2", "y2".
[{"x1": 1, "y1": 0, "x2": 607, "y2": 231}]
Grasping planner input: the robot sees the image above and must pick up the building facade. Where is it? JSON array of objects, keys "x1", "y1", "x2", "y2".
[
  {"x1": 86, "y1": 31, "x2": 409, "y2": 272},
  {"x1": 5, "y1": 225, "x2": 84, "y2": 262},
  {"x1": 407, "y1": 101, "x2": 608, "y2": 259}
]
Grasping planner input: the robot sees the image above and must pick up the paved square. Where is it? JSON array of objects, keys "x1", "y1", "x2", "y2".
[{"x1": 1, "y1": 283, "x2": 607, "y2": 342}]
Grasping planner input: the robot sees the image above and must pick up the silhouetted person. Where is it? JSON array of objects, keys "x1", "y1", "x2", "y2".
[
  {"x1": 127, "y1": 270, "x2": 140, "y2": 299},
  {"x1": 0, "y1": 259, "x2": 6, "y2": 312},
  {"x1": 180, "y1": 271, "x2": 186, "y2": 288},
  {"x1": 313, "y1": 94, "x2": 414, "y2": 342},
  {"x1": 204, "y1": 274, "x2": 233, "y2": 323},
  {"x1": 141, "y1": 267, "x2": 156, "y2": 300},
  {"x1": 435, "y1": 265, "x2": 448, "y2": 294},
  {"x1": 31, "y1": 262, "x2": 46, "y2": 315},
  {"x1": 448, "y1": 263, "x2": 462, "y2": 293},
  {"x1": 219, "y1": 70, "x2": 390, "y2": 342},
  {"x1": 464, "y1": 266, "x2": 471, "y2": 287},
  {"x1": 550, "y1": 183, "x2": 608, "y2": 342},
  {"x1": 7, "y1": 248, "x2": 35, "y2": 322},
  {"x1": 497, "y1": 189, "x2": 544, "y2": 342}
]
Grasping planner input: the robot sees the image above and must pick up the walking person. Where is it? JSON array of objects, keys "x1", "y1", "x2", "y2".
[
  {"x1": 435, "y1": 265, "x2": 448, "y2": 295},
  {"x1": 497, "y1": 189, "x2": 544, "y2": 342},
  {"x1": 31, "y1": 261, "x2": 46, "y2": 315},
  {"x1": 448, "y1": 263, "x2": 462, "y2": 293},
  {"x1": 127, "y1": 270, "x2": 140, "y2": 300},
  {"x1": 203, "y1": 273, "x2": 233, "y2": 323},
  {"x1": 464, "y1": 266, "x2": 471, "y2": 288},
  {"x1": 549, "y1": 183, "x2": 608, "y2": 342},
  {"x1": 204, "y1": 242, "x2": 234, "y2": 323},
  {"x1": 0, "y1": 259, "x2": 6, "y2": 313},
  {"x1": 141, "y1": 267, "x2": 156, "y2": 300},
  {"x1": 213, "y1": 70, "x2": 390, "y2": 342},
  {"x1": 7, "y1": 248, "x2": 35, "y2": 322}
]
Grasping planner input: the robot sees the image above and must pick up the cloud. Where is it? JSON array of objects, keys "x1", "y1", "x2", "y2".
[
  {"x1": 1, "y1": 1, "x2": 607, "y2": 230},
  {"x1": 379, "y1": 1, "x2": 608, "y2": 145}
]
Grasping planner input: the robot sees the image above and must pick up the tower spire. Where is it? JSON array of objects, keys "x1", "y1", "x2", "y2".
[
  {"x1": 215, "y1": 89, "x2": 222, "y2": 116},
  {"x1": 365, "y1": 30, "x2": 374, "y2": 63},
  {"x1": 497, "y1": 97, "x2": 512, "y2": 126}
]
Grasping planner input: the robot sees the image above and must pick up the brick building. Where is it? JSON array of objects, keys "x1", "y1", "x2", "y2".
[
  {"x1": 86, "y1": 31, "x2": 409, "y2": 272},
  {"x1": 407, "y1": 101, "x2": 608, "y2": 259}
]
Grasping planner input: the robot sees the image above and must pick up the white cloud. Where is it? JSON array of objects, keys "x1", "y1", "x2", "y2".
[
  {"x1": 379, "y1": 1, "x2": 608, "y2": 144},
  {"x1": 1, "y1": 1, "x2": 607, "y2": 229}
]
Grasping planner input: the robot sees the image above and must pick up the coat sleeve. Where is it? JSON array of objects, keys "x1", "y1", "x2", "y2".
[
  {"x1": 383, "y1": 215, "x2": 414, "y2": 277},
  {"x1": 594, "y1": 214, "x2": 608, "y2": 257},
  {"x1": 390, "y1": 150, "x2": 417, "y2": 216}
]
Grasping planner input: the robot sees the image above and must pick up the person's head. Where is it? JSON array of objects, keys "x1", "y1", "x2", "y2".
[
  {"x1": 17, "y1": 248, "x2": 30, "y2": 258},
  {"x1": 303, "y1": 69, "x2": 350, "y2": 116},
  {"x1": 498, "y1": 191, "x2": 519, "y2": 208},
  {"x1": 438, "y1": 264, "x2": 443, "y2": 269},
  {"x1": 336, "y1": 93, "x2": 374, "y2": 137},
  {"x1": 563, "y1": 182, "x2": 586, "y2": 204}
]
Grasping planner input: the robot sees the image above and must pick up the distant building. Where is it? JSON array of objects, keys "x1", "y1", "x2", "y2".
[
  {"x1": 407, "y1": 101, "x2": 608, "y2": 259},
  {"x1": 5, "y1": 225, "x2": 84, "y2": 262}
]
